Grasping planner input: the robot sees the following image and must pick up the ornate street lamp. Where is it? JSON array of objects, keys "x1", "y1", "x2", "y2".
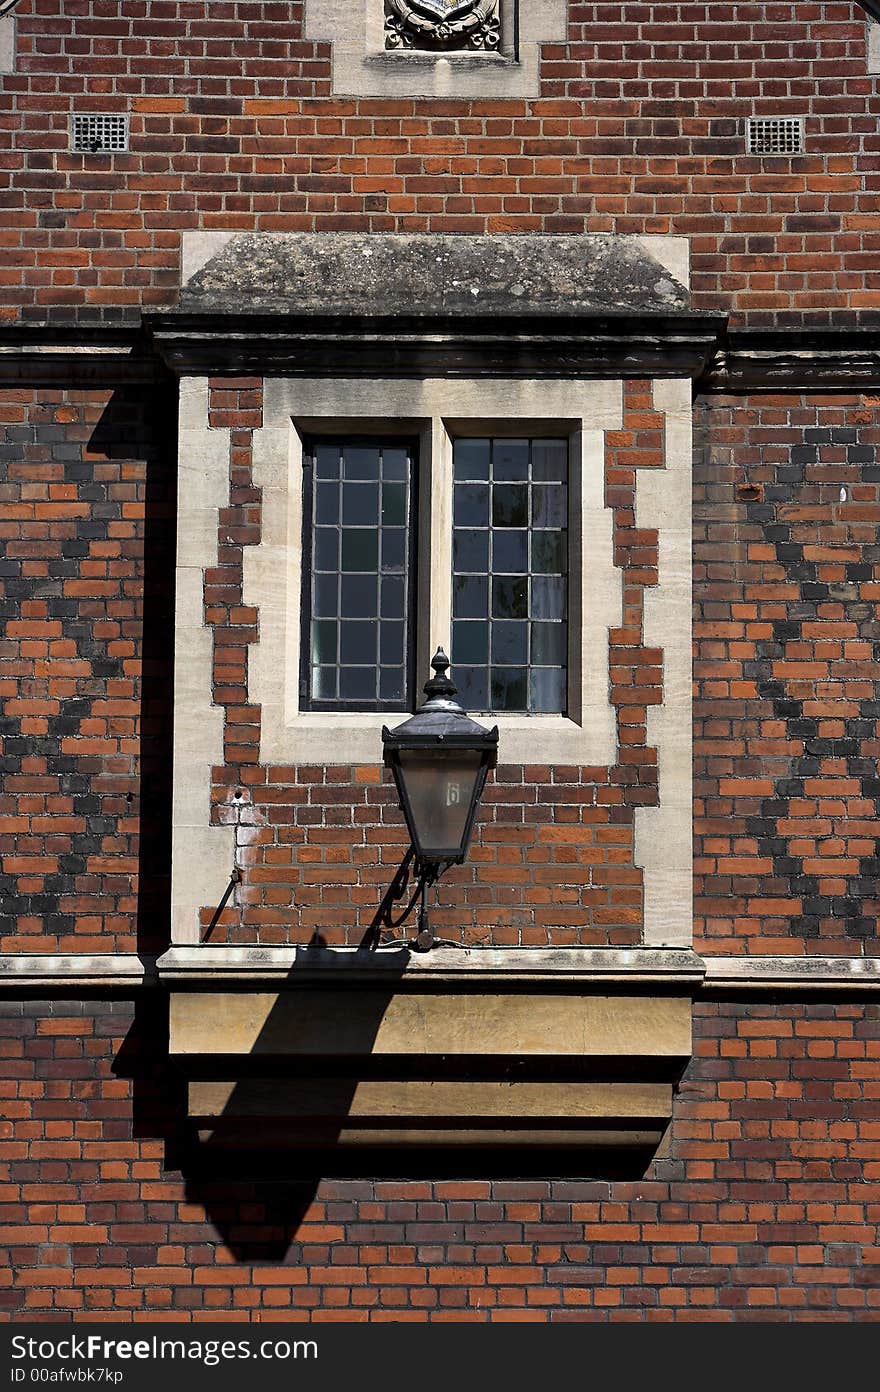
[{"x1": 361, "y1": 648, "x2": 498, "y2": 951}]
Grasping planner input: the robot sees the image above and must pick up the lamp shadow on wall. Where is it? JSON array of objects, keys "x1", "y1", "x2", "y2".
[
  {"x1": 115, "y1": 948, "x2": 676, "y2": 1263},
  {"x1": 116, "y1": 949, "x2": 411, "y2": 1261}
]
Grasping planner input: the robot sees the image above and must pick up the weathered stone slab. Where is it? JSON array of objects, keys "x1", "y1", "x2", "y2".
[{"x1": 178, "y1": 232, "x2": 690, "y2": 319}]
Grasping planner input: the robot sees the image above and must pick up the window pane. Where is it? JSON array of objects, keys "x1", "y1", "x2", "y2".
[
  {"x1": 454, "y1": 483, "x2": 489, "y2": 527},
  {"x1": 456, "y1": 666, "x2": 488, "y2": 710},
  {"x1": 343, "y1": 446, "x2": 380, "y2": 480},
  {"x1": 492, "y1": 576, "x2": 527, "y2": 619},
  {"x1": 382, "y1": 482, "x2": 406, "y2": 526},
  {"x1": 379, "y1": 620, "x2": 405, "y2": 665},
  {"x1": 311, "y1": 620, "x2": 337, "y2": 665},
  {"x1": 531, "y1": 575, "x2": 566, "y2": 620},
  {"x1": 452, "y1": 619, "x2": 488, "y2": 664},
  {"x1": 530, "y1": 667, "x2": 566, "y2": 713},
  {"x1": 304, "y1": 439, "x2": 415, "y2": 709},
  {"x1": 381, "y1": 528, "x2": 406, "y2": 573},
  {"x1": 533, "y1": 484, "x2": 567, "y2": 529},
  {"x1": 491, "y1": 668, "x2": 528, "y2": 710},
  {"x1": 382, "y1": 447, "x2": 408, "y2": 481},
  {"x1": 314, "y1": 574, "x2": 338, "y2": 618},
  {"x1": 341, "y1": 529, "x2": 378, "y2": 572},
  {"x1": 315, "y1": 482, "x2": 338, "y2": 525},
  {"x1": 491, "y1": 620, "x2": 528, "y2": 665},
  {"x1": 342, "y1": 482, "x2": 379, "y2": 525},
  {"x1": 380, "y1": 667, "x2": 404, "y2": 701},
  {"x1": 314, "y1": 527, "x2": 338, "y2": 572},
  {"x1": 532, "y1": 529, "x2": 566, "y2": 575},
  {"x1": 312, "y1": 666, "x2": 337, "y2": 700},
  {"x1": 453, "y1": 529, "x2": 489, "y2": 573},
  {"x1": 341, "y1": 574, "x2": 378, "y2": 618},
  {"x1": 453, "y1": 437, "x2": 490, "y2": 480},
  {"x1": 532, "y1": 621, "x2": 566, "y2": 665},
  {"x1": 492, "y1": 483, "x2": 528, "y2": 528},
  {"x1": 493, "y1": 439, "x2": 529, "y2": 480},
  {"x1": 453, "y1": 574, "x2": 488, "y2": 619},
  {"x1": 314, "y1": 442, "x2": 341, "y2": 479},
  {"x1": 381, "y1": 575, "x2": 405, "y2": 618},
  {"x1": 340, "y1": 620, "x2": 377, "y2": 665},
  {"x1": 451, "y1": 437, "x2": 568, "y2": 714},
  {"x1": 339, "y1": 666, "x2": 376, "y2": 702},
  {"x1": 493, "y1": 531, "x2": 528, "y2": 573},
  {"x1": 532, "y1": 439, "x2": 567, "y2": 481}
]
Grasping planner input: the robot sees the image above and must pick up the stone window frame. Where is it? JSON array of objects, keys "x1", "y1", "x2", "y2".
[
  {"x1": 172, "y1": 371, "x2": 693, "y2": 951},
  {"x1": 244, "y1": 374, "x2": 624, "y2": 772},
  {"x1": 303, "y1": 0, "x2": 567, "y2": 98}
]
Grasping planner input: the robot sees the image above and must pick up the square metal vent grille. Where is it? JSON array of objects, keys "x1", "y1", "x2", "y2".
[
  {"x1": 70, "y1": 113, "x2": 129, "y2": 153},
  {"x1": 746, "y1": 116, "x2": 804, "y2": 156}
]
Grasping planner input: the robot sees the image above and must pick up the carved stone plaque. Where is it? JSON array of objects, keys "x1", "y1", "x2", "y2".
[{"x1": 384, "y1": 0, "x2": 501, "y2": 51}]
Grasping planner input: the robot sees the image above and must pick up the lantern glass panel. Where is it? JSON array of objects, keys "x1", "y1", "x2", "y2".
[{"x1": 396, "y1": 748, "x2": 485, "y2": 860}]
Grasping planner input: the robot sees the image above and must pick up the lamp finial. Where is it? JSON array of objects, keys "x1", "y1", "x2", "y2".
[{"x1": 423, "y1": 646, "x2": 457, "y2": 702}]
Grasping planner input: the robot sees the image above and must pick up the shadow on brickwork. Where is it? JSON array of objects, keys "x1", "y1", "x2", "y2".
[
  {"x1": 115, "y1": 954, "x2": 661, "y2": 1261},
  {"x1": 88, "y1": 381, "x2": 178, "y2": 958}
]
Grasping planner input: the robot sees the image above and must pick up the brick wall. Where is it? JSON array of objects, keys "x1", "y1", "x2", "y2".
[
  {"x1": 2, "y1": 0, "x2": 880, "y2": 1328},
  {"x1": 694, "y1": 392, "x2": 880, "y2": 956},
  {"x1": 0, "y1": 379, "x2": 176, "y2": 955},
  {"x1": 1, "y1": 997, "x2": 878, "y2": 1320},
  {"x1": 4, "y1": 382, "x2": 879, "y2": 955},
  {"x1": 1, "y1": 2, "x2": 878, "y2": 324}
]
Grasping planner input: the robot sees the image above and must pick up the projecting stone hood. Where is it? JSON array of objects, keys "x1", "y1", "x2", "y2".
[
  {"x1": 178, "y1": 231, "x2": 692, "y2": 317},
  {"x1": 146, "y1": 231, "x2": 724, "y2": 378},
  {"x1": 160, "y1": 946, "x2": 702, "y2": 1166}
]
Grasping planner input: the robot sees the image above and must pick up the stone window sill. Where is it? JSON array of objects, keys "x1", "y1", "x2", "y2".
[{"x1": 156, "y1": 943, "x2": 705, "y2": 986}]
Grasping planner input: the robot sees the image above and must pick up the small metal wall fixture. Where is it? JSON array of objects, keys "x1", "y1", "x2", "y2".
[
  {"x1": 385, "y1": 0, "x2": 501, "y2": 51},
  {"x1": 746, "y1": 116, "x2": 805, "y2": 156},
  {"x1": 71, "y1": 113, "x2": 129, "y2": 153}
]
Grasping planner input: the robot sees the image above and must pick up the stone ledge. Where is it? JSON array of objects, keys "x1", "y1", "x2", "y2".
[
  {"x1": 0, "y1": 954, "x2": 151, "y2": 990},
  {"x1": 1, "y1": 949, "x2": 877, "y2": 996},
  {"x1": 702, "y1": 954, "x2": 880, "y2": 992},
  {"x1": 156, "y1": 944, "x2": 707, "y2": 988}
]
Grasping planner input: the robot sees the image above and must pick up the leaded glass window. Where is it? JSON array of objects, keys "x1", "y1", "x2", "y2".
[
  {"x1": 301, "y1": 437, "x2": 416, "y2": 710},
  {"x1": 451, "y1": 437, "x2": 568, "y2": 714}
]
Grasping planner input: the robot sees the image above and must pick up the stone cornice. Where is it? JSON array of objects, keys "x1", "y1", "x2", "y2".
[
  {"x1": 4, "y1": 321, "x2": 880, "y2": 392},
  {"x1": 705, "y1": 327, "x2": 880, "y2": 393},
  {"x1": 0, "y1": 326, "x2": 165, "y2": 386},
  {"x1": 145, "y1": 310, "x2": 724, "y2": 381}
]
